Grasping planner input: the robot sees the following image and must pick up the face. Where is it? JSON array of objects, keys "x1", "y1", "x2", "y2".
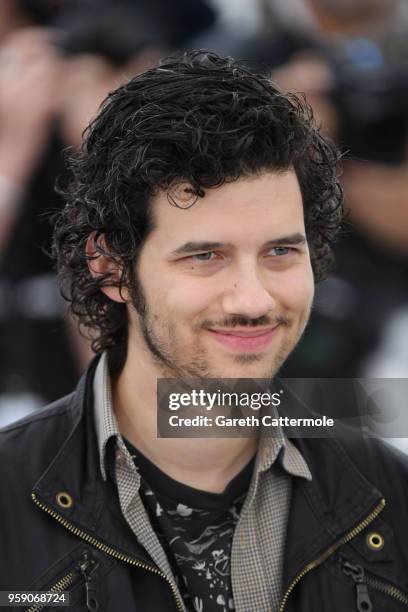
[{"x1": 128, "y1": 170, "x2": 315, "y2": 380}]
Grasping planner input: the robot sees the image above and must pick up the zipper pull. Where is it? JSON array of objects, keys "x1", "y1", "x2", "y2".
[
  {"x1": 341, "y1": 560, "x2": 373, "y2": 612},
  {"x1": 78, "y1": 553, "x2": 100, "y2": 612}
]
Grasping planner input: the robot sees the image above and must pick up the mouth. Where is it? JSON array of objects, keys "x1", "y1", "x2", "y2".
[{"x1": 206, "y1": 326, "x2": 280, "y2": 352}]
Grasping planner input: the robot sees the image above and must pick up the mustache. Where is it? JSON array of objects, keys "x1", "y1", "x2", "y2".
[{"x1": 200, "y1": 314, "x2": 289, "y2": 329}]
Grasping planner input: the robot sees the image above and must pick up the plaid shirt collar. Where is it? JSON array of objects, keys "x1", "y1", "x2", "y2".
[{"x1": 93, "y1": 352, "x2": 312, "y2": 484}]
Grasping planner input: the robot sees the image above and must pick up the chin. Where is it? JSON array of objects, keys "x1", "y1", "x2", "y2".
[{"x1": 214, "y1": 359, "x2": 276, "y2": 380}]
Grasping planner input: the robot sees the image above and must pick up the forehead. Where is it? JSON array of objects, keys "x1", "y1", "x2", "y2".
[{"x1": 148, "y1": 169, "x2": 304, "y2": 247}]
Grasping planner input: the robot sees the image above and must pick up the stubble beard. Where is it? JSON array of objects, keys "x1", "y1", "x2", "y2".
[{"x1": 131, "y1": 284, "x2": 306, "y2": 382}]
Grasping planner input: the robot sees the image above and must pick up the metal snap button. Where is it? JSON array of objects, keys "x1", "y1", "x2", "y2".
[
  {"x1": 366, "y1": 531, "x2": 384, "y2": 551},
  {"x1": 56, "y1": 491, "x2": 74, "y2": 509}
]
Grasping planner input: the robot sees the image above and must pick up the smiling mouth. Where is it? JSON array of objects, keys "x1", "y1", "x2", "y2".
[{"x1": 206, "y1": 326, "x2": 279, "y2": 352}]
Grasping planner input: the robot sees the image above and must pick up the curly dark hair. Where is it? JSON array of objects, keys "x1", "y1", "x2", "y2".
[{"x1": 53, "y1": 49, "x2": 343, "y2": 365}]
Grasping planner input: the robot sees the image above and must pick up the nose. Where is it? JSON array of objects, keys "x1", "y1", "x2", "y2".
[{"x1": 221, "y1": 265, "x2": 276, "y2": 320}]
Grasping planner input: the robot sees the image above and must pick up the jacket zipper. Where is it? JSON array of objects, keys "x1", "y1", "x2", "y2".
[
  {"x1": 278, "y1": 497, "x2": 386, "y2": 612},
  {"x1": 31, "y1": 492, "x2": 184, "y2": 612},
  {"x1": 341, "y1": 558, "x2": 408, "y2": 609},
  {"x1": 341, "y1": 560, "x2": 373, "y2": 611},
  {"x1": 26, "y1": 570, "x2": 77, "y2": 612},
  {"x1": 26, "y1": 552, "x2": 100, "y2": 612},
  {"x1": 78, "y1": 553, "x2": 100, "y2": 611}
]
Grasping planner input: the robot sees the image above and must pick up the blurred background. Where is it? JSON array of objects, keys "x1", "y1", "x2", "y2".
[{"x1": 0, "y1": 0, "x2": 407, "y2": 428}]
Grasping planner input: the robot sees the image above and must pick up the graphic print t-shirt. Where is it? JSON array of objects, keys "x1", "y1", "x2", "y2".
[{"x1": 124, "y1": 440, "x2": 254, "y2": 612}]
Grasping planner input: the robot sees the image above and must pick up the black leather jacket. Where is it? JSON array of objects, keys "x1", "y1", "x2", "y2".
[{"x1": 1, "y1": 358, "x2": 408, "y2": 612}]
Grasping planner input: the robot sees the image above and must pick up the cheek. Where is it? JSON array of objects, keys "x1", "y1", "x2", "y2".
[
  {"x1": 142, "y1": 271, "x2": 213, "y2": 322},
  {"x1": 138, "y1": 258, "x2": 215, "y2": 327},
  {"x1": 273, "y1": 265, "x2": 315, "y2": 313},
  {"x1": 163, "y1": 284, "x2": 212, "y2": 318}
]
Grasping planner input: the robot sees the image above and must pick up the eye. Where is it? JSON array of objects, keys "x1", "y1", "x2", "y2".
[
  {"x1": 268, "y1": 246, "x2": 293, "y2": 257},
  {"x1": 191, "y1": 251, "x2": 219, "y2": 262}
]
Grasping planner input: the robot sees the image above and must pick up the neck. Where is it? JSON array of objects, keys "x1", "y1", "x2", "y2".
[{"x1": 112, "y1": 339, "x2": 257, "y2": 494}]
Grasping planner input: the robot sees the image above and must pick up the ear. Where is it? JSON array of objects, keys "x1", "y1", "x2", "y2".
[{"x1": 85, "y1": 232, "x2": 128, "y2": 303}]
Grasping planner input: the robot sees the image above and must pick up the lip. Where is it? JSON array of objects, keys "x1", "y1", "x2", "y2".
[{"x1": 206, "y1": 326, "x2": 279, "y2": 352}]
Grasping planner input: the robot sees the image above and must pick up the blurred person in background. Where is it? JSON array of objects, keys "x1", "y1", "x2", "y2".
[
  {"x1": 0, "y1": 0, "x2": 216, "y2": 423},
  {"x1": 0, "y1": 0, "x2": 73, "y2": 421},
  {"x1": 0, "y1": 0, "x2": 62, "y2": 41}
]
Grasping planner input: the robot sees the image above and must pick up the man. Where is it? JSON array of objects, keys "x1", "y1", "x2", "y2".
[{"x1": 1, "y1": 50, "x2": 408, "y2": 611}]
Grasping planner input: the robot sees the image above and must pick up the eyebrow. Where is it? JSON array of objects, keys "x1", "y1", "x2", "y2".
[
  {"x1": 263, "y1": 232, "x2": 307, "y2": 248},
  {"x1": 170, "y1": 233, "x2": 307, "y2": 256}
]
